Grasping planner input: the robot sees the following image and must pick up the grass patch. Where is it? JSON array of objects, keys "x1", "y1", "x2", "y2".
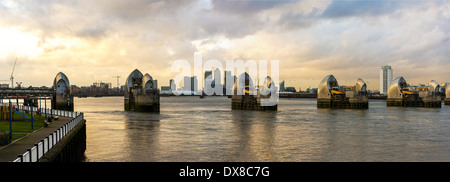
[
  {"x1": 0, "y1": 111, "x2": 46, "y2": 130},
  {"x1": 12, "y1": 133, "x2": 27, "y2": 141},
  {"x1": 0, "y1": 132, "x2": 28, "y2": 146},
  {"x1": 0, "y1": 110, "x2": 48, "y2": 145},
  {"x1": 0, "y1": 120, "x2": 45, "y2": 132}
]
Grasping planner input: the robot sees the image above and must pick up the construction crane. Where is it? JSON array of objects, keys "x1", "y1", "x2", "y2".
[{"x1": 10, "y1": 58, "x2": 17, "y2": 88}]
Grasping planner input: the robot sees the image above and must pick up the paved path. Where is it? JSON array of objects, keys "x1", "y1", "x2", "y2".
[{"x1": 0, "y1": 116, "x2": 72, "y2": 162}]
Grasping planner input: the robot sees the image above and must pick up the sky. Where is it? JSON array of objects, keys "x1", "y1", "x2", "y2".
[{"x1": 0, "y1": 0, "x2": 449, "y2": 91}]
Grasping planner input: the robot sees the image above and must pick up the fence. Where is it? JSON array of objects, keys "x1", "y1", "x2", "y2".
[
  {"x1": 10, "y1": 107, "x2": 84, "y2": 162},
  {"x1": 17, "y1": 105, "x2": 80, "y2": 118},
  {"x1": 0, "y1": 103, "x2": 80, "y2": 119}
]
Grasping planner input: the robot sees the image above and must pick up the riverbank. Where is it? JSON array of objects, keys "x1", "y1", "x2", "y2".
[{"x1": 0, "y1": 116, "x2": 73, "y2": 161}]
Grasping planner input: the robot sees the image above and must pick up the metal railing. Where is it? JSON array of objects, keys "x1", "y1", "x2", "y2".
[
  {"x1": 16, "y1": 105, "x2": 80, "y2": 118},
  {"x1": 10, "y1": 107, "x2": 84, "y2": 162}
]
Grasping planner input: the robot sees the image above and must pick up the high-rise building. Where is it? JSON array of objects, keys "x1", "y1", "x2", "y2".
[
  {"x1": 213, "y1": 68, "x2": 222, "y2": 88},
  {"x1": 224, "y1": 70, "x2": 232, "y2": 87},
  {"x1": 170, "y1": 79, "x2": 176, "y2": 91},
  {"x1": 205, "y1": 71, "x2": 212, "y2": 80},
  {"x1": 204, "y1": 70, "x2": 213, "y2": 91},
  {"x1": 183, "y1": 76, "x2": 198, "y2": 93},
  {"x1": 191, "y1": 76, "x2": 198, "y2": 93},
  {"x1": 224, "y1": 70, "x2": 232, "y2": 95},
  {"x1": 380, "y1": 65, "x2": 393, "y2": 94},
  {"x1": 183, "y1": 76, "x2": 191, "y2": 91},
  {"x1": 280, "y1": 80, "x2": 285, "y2": 92}
]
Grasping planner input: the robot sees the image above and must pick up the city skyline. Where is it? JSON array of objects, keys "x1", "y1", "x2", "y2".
[
  {"x1": 10, "y1": 65, "x2": 445, "y2": 94},
  {"x1": 0, "y1": 0, "x2": 449, "y2": 90}
]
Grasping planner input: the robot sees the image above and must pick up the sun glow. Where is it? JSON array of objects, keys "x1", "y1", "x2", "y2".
[{"x1": 119, "y1": 49, "x2": 127, "y2": 56}]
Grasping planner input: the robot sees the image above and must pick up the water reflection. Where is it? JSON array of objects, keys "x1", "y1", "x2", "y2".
[
  {"x1": 123, "y1": 112, "x2": 161, "y2": 161},
  {"x1": 76, "y1": 97, "x2": 450, "y2": 162},
  {"x1": 229, "y1": 110, "x2": 277, "y2": 161}
]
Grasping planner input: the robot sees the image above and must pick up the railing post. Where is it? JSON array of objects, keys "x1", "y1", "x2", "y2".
[
  {"x1": 27, "y1": 149, "x2": 31, "y2": 162},
  {"x1": 30, "y1": 98, "x2": 33, "y2": 130},
  {"x1": 50, "y1": 99, "x2": 53, "y2": 120},
  {"x1": 54, "y1": 131, "x2": 57, "y2": 144},
  {"x1": 44, "y1": 97, "x2": 47, "y2": 120},
  {"x1": 17, "y1": 154, "x2": 23, "y2": 162},
  {"x1": 46, "y1": 136, "x2": 50, "y2": 152},
  {"x1": 52, "y1": 132, "x2": 55, "y2": 148},
  {"x1": 35, "y1": 144, "x2": 39, "y2": 161}
]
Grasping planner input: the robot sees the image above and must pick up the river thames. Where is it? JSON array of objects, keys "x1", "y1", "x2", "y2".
[{"x1": 75, "y1": 96, "x2": 449, "y2": 162}]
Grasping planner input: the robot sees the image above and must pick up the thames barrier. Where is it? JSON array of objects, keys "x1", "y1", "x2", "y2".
[
  {"x1": 317, "y1": 74, "x2": 368, "y2": 109},
  {"x1": 1, "y1": 70, "x2": 448, "y2": 163},
  {"x1": 231, "y1": 72, "x2": 278, "y2": 111},
  {"x1": 53, "y1": 72, "x2": 74, "y2": 111},
  {"x1": 0, "y1": 72, "x2": 86, "y2": 162},
  {"x1": 124, "y1": 69, "x2": 160, "y2": 112},
  {"x1": 387, "y1": 77, "x2": 442, "y2": 107}
]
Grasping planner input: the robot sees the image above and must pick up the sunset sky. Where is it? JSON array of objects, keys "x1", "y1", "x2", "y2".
[{"x1": 0, "y1": 0, "x2": 449, "y2": 91}]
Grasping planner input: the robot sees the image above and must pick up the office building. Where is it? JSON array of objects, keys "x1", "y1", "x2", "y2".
[{"x1": 380, "y1": 65, "x2": 393, "y2": 94}]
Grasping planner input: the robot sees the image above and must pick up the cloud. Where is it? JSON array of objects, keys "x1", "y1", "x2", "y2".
[
  {"x1": 0, "y1": 0, "x2": 448, "y2": 90},
  {"x1": 210, "y1": 0, "x2": 293, "y2": 15},
  {"x1": 75, "y1": 25, "x2": 108, "y2": 39},
  {"x1": 322, "y1": 0, "x2": 401, "y2": 18}
]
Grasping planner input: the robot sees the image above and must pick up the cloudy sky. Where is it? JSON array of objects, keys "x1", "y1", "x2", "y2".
[{"x1": 0, "y1": 0, "x2": 449, "y2": 91}]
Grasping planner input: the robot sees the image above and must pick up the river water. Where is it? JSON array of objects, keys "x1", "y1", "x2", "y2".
[{"x1": 75, "y1": 96, "x2": 450, "y2": 162}]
